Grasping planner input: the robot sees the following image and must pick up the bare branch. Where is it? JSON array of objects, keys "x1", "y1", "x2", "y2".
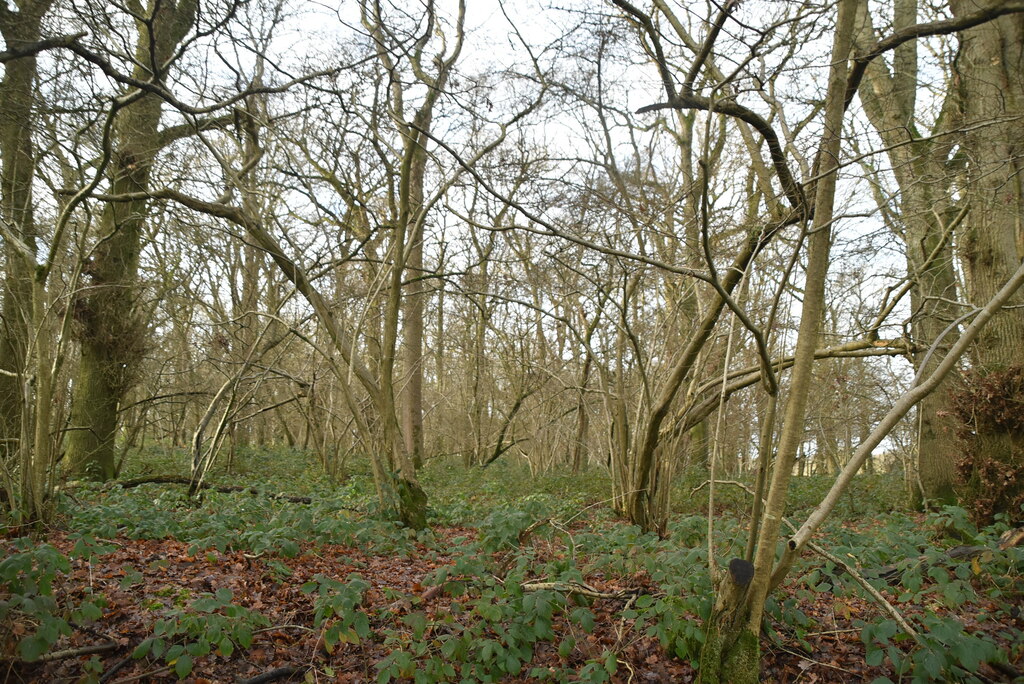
[
  {"x1": 0, "y1": 32, "x2": 85, "y2": 62},
  {"x1": 845, "y1": 1, "x2": 1024, "y2": 106}
]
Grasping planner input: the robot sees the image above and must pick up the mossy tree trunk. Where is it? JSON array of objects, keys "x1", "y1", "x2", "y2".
[
  {"x1": 66, "y1": 0, "x2": 198, "y2": 480},
  {"x1": 949, "y1": 2, "x2": 1024, "y2": 512},
  {"x1": 952, "y1": 3, "x2": 1024, "y2": 372},
  {"x1": 0, "y1": 0, "x2": 49, "y2": 467},
  {"x1": 698, "y1": 559, "x2": 759, "y2": 684}
]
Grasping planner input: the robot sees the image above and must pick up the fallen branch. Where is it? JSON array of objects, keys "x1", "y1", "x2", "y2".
[
  {"x1": 998, "y1": 526, "x2": 1024, "y2": 551},
  {"x1": 111, "y1": 475, "x2": 313, "y2": 503},
  {"x1": 238, "y1": 665, "x2": 311, "y2": 684},
  {"x1": 32, "y1": 641, "x2": 119, "y2": 662},
  {"x1": 98, "y1": 655, "x2": 132, "y2": 683},
  {"x1": 872, "y1": 526, "x2": 1024, "y2": 584},
  {"x1": 111, "y1": 665, "x2": 171, "y2": 683},
  {"x1": 98, "y1": 475, "x2": 360, "y2": 509},
  {"x1": 804, "y1": 538, "x2": 921, "y2": 645},
  {"x1": 517, "y1": 518, "x2": 551, "y2": 545},
  {"x1": 521, "y1": 580, "x2": 646, "y2": 601}
]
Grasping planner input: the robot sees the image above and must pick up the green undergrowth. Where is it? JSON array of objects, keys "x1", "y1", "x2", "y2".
[
  {"x1": 66, "y1": 482, "x2": 420, "y2": 558},
  {"x1": 3, "y1": 446, "x2": 1021, "y2": 682},
  {"x1": 669, "y1": 469, "x2": 906, "y2": 519}
]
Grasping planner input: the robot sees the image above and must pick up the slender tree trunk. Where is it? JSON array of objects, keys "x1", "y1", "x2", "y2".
[
  {"x1": 699, "y1": 2, "x2": 856, "y2": 680},
  {"x1": 401, "y1": 145, "x2": 427, "y2": 470},
  {"x1": 22, "y1": 278, "x2": 55, "y2": 522},
  {"x1": 571, "y1": 351, "x2": 594, "y2": 473}
]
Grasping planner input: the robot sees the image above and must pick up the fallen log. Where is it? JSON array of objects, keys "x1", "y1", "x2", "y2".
[
  {"x1": 105, "y1": 475, "x2": 316, "y2": 504},
  {"x1": 520, "y1": 580, "x2": 645, "y2": 601}
]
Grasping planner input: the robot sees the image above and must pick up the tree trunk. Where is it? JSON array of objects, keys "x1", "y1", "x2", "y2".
[
  {"x1": 701, "y1": 1, "x2": 856, "y2": 678},
  {"x1": 853, "y1": 0, "x2": 962, "y2": 506},
  {"x1": 67, "y1": 0, "x2": 198, "y2": 479},
  {"x1": 699, "y1": 558, "x2": 760, "y2": 684},
  {"x1": 951, "y1": 2, "x2": 1024, "y2": 517},
  {"x1": 401, "y1": 144, "x2": 427, "y2": 470},
  {"x1": 951, "y1": 3, "x2": 1024, "y2": 369},
  {"x1": 0, "y1": 0, "x2": 49, "y2": 465}
]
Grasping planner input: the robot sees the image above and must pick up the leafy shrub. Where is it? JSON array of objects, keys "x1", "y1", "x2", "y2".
[
  {"x1": 861, "y1": 615, "x2": 1008, "y2": 684},
  {"x1": 301, "y1": 574, "x2": 372, "y2": 650},
  {"x1": 66, "y1": 484, "x2": 415, "y2": 557},
  {"x1": 0, "y1": 539, "x2": 105, "y2": 662},
  {"x1": 132, "y1": 587, "x2": 269, "y2": 678},
  {"x1": 477, "y1": 497, "x2": 553, "y2": 552},
  {"x1": 849, "y1": 507, "x2": 1024, "y2": 682}
]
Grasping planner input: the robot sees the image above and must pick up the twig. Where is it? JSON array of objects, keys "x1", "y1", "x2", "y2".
[
  {"x1": 98, "y1": 656, "x2": 132, "y2": 683},
  {"x1": 769, "y1": 644, "x2": 859, "y2": 675},
  {"x1": 550, "y1": 519, "x2": 580, "y2": 564},
  {"x1": 254, "y1": 624, "x2": 316, "y2": 634},
  {"x1": 238, "y1": 665, "x2": 311, "y2": 684},
  {"x1": 804, "y1": 539, "x2": 922, "y2": 645},
  {"x1": 111, "y1": 665, "x2": 171, "y2": 683},
  {"x1": 991, "y1": 660, "x2": 1024, "y2": 680},
  {"x1": 804, "y1": 627, "x2": 860, "y2": 637}
]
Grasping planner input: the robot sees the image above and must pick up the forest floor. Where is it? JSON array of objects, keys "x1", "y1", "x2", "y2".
[{"x1": 3, "y1": 452, "x2": 1023, "y2": 683}]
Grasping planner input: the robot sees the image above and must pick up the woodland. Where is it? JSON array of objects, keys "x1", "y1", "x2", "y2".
[{"x1": 1, "y1": 0, "x2": 1023, "y2": 682}]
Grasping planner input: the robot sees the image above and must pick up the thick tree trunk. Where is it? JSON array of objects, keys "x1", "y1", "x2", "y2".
[
  {"x1": 66, "y1": 0, "x2": 197, "y2": 479},
  {"x1": 698, "y1": 559, "x2": 759, "y2": 684},
  {"x1": 910, "y1": 255, "x2": 960, "y2": 505},
  {"x1": 853, "y1": 0, "x2": 962, "y2": 506},
  {"x1": 952, "y1": 4, "x2": 1024, "y2": 369},
  {"x1": 951, "y1": 3, "x2": 1024, "y2": 517},
  {"x1": 67, "y1": 128, "x2": 154, "y2": 479}
]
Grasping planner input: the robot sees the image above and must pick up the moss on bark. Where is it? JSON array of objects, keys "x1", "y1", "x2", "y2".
[
  {"x1": 396, "y1": 476, "x2": 427, "y2": 530},
  {"x1": 698, "y1": 617, "x2": 759, "y2": 684}
]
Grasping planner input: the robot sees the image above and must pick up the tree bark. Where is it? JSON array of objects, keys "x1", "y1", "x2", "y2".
[
  {"x1": 951, "y1": 2, "x2": 1024, "y2": 370},
  {"x1": 401, "y1": 134, "x2": 427, "y2": 470},
  {"x1": 699, "y1": 1, "x2": 856, "y2": 680},
  {"x1": 950, "y1": 1, "x2": 1024, "y2": 518},
  {"x1": 0, "y1": 0, "x2": 49, "y2": 464},
  {"x1": 949, "y1": 1, "x2": 1024, "y2": 517},
  {"x1": 66, "y1": 0, "x2": 198, "y2": 480},
  {"x1": 853, "y1": 0, "x2": 962, "y2": 506}
]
